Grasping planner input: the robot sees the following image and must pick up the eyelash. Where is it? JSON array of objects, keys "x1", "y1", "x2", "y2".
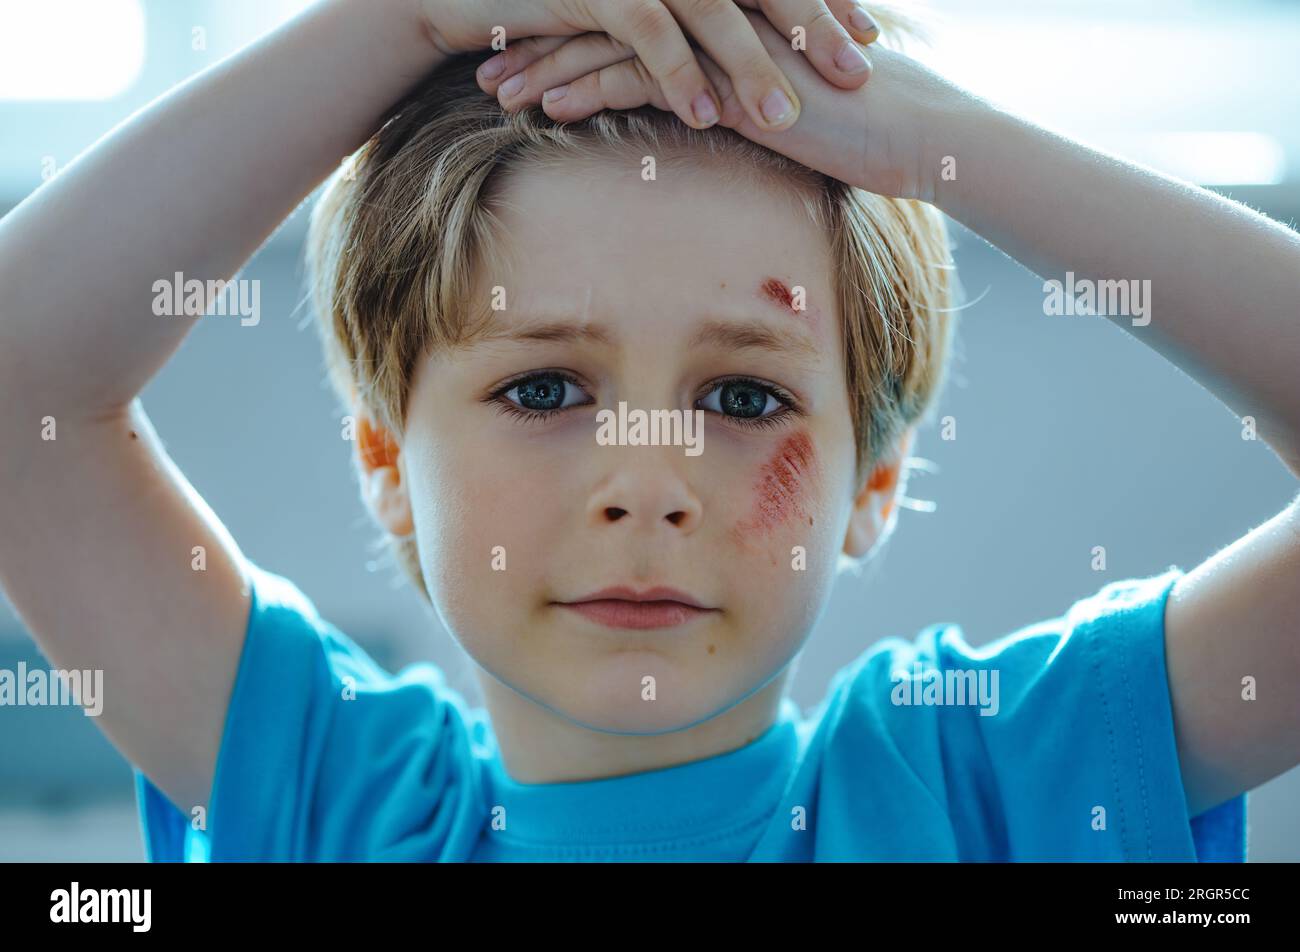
[
  {"x1": 486, "y1": 370, "x2": 592, "y2": 426},
  {"x1": 702, "y1": 376, "x2": 800, "y2": 430},
  {"x1": 485, "y1": 371, "x2": 801, "y2": 429}
]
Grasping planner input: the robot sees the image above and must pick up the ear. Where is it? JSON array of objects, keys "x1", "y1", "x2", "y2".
[
  {"x1": 842, "y1": 426, "x2": 916, "y2": 560},
  {"x1": 354, "y1": 410, "x2": 414, "y2": 538}
]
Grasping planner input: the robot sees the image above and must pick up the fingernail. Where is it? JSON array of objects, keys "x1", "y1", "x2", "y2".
[
  {"x1": 499, "y1": 73, "x2": 525, "y2": 97},
  {"x1": 692, "y1": 91, "x2": 719, "y2": 126},
  {"x1": 849, "y1": 6, "x2": 879, "y2": 36},
  {"x1": 542, "y1": 85, "x2": 569, "y2": 103},
  {"x1": 479, "y1": 56, "x2": 506, "y2": 80},
  {"x1": 761, "y1": 88, "x2": 794, "y2": 125},
  {"x1": 835, "y1": 42, "x2": 871, "y2": 73}
]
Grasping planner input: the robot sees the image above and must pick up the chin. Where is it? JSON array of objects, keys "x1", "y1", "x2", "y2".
[{"x1": 534, "y1": 663, "x2": 736, "y2": 736}]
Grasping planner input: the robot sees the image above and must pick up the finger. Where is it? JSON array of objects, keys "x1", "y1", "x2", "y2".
[
  {"x1": 539, "y1": 47, "x2": 749, "y2": 130},
  {"x1": 755, "y1": 0, "x2": 873, "y2": 88},
  {"x1": 690, "y1": 48, "x2": 749, "y2": 129},
  {"x1": 538, "y1": 58, "x2": 674, "y2": 122},
  {"x1": 493, "y1": 33, "x2": 636, "y2": 111},
  {"x1": 825, "y1": 0, "x2": 881, "y2": 45},
  {"x1": 475, "y1": 36, "x2": 571, "y2": 95},
  {"x1": 733, "y1": 0, "x2": 880, "y2": 46},
  {"x1": 594, "y1": 0, "x2": 724, "y2": 129},
  {"x1": 657, "y1": 0, "x2": 802, "y2": 131}
]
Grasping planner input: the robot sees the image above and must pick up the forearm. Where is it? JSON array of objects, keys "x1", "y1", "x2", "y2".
[
  {"x1": 0, "y1": 0, "x2": 442, "y2": 419},
  {"x1": 933, "y1": 102, "x2": 1300, "y2": 477}
]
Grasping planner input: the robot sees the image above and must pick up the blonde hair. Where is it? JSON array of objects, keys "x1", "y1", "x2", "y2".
[{"x1": 306, "y1": 16, "x2": 957, "y2": 601}]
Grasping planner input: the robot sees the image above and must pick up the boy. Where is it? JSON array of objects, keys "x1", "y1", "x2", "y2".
[{"x1": 0, "y1": 0, "x2": 1296, "y2": 861}]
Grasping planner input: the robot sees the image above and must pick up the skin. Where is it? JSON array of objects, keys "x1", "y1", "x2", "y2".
[
  {"x1": 357, "y1": 157, "x2": 910, "y2": 783},
  {"x1": 758, "y1": 277, "x2": 800, "y2": 315},
  {"x1": 419, "y1": 0, "x2": 882, "y2": 132}
]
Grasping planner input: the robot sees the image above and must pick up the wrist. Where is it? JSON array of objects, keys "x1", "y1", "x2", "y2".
[
  {"x1": 859, "y1": 49, "x2": 992, "y2": 206},
  {"x1": 337, "y1": 0, "x2": 449, "y2": 68}
]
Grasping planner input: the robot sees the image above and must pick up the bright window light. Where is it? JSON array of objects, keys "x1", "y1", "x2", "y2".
[
  {"x1": 0, "y1": 0, "x2": 145, "y2": 101},
  {"x1": 1105, "y1": 132, "x2": 1287, "y2": 187}
]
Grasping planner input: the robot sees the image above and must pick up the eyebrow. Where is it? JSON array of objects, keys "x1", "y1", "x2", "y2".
[
  {"x1": 471, "y1": 316, "x2": 819, "y2": 361},
  {"x1": 474, "y1": 320, "x2": 617, "y2": 348},
  {"x1": 688, "y1": 319, "x2": 819, "y2": 360}
]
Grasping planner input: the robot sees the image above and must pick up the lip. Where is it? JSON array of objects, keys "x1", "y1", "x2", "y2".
[
  {"x1": 572, "y1": 586, "x2": 710, "y2": 608},
  {"x1": 557, "y1": 586, "x2": 717, "y2": 631}
]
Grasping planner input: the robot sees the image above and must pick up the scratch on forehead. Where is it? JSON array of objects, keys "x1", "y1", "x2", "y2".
[{"x1": 758, "y1": 277, "x2": 812, "y2": 320}]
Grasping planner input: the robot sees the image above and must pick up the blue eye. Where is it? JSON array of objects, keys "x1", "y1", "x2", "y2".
[
  {"x1": 697, "y1": 377, "x2": 796, "y2": 429},
  {"x1": 700, "y1": 379, "x2": 777, "y2": 418},
  {"x1": 492, "y1": 371, "x2": 591, "y2": 422}
]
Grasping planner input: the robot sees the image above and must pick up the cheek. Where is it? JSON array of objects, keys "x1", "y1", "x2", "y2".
[
  {"x1": 724, "y1": 428, "x2": 840, "y2": 647},
  {"x1": 418, "y1": 463, "x2": 529, "y2": 565},
  {"x1": 412, "y1": 436, "x2": 571, "y2": 601},
  {"x1": 728, "y1": 429, "x2": 824, "y2": 548}
]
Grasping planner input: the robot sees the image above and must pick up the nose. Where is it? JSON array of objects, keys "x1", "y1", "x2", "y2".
[{"x1": 586, "y1": 444, "x2": 703, "y2": 535}]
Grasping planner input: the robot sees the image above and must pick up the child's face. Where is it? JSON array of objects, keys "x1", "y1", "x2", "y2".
[{"x1": 388, "y1": 157, "x2": 884, "y2": 734}]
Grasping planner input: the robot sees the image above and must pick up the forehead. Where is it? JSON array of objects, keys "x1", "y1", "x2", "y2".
[{"x1": 468, "y1": 157, "x2": 839, "y2": 354}]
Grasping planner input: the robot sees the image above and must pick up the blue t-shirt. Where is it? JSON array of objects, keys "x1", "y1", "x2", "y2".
[{"x1": 133, "y1": 560, "x2": 1247, "y2": 861}]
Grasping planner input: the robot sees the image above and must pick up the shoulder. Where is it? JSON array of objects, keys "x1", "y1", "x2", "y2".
[
  {"x1": 818, "y1": 567, "x2": 1186, "y2": 745},
  {"x1": 136, "y1": 558, "x2": 487, "y2": 862},
  {"x1": 805, "y1": 567, "x2": 1245, "y2": 860},
  {"x1": 239, "y1": 559, "x2": 462, "y2": 722}
]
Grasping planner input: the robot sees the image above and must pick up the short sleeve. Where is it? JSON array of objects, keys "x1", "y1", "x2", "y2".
[
  {"x1": 911, "y1": 567, "x2": 1247, "y2": 861},
  {"x1": 133, "y1": 559, "x2": 487, "y2": 861}
]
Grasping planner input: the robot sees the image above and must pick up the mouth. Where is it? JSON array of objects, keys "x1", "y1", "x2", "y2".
[{"x1": 555, "y1": 586, "x2": 718, "y2": 631}]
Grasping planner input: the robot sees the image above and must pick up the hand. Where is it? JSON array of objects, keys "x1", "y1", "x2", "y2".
[
  {"x1": 474, "y1": 7, "x2": 968, "y2": 200},
  {"x1": 421, "y1": 0, "x2": 879, "y2": 132}
]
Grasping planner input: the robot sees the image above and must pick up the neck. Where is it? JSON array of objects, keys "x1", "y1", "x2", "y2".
[{"x1": 477, "y1": 667, "x2": 794, "y2": 785}]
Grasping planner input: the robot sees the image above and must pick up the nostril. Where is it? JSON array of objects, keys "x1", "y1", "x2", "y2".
[
  {"x1": 666, "y1": 511, "x2": 687, "y2": 526},
  {"x1": 604, "y1": 507, "x2": 627, "y2": 521}
]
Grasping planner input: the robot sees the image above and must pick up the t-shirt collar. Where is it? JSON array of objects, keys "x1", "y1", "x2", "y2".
[{"x1": 479, "y1": 697, "x2": 802, "y2": 848}]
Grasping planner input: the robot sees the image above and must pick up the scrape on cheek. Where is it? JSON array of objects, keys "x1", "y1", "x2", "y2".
[{"x1": 732, "y1": 430, "x2": 819, "y2": 542}]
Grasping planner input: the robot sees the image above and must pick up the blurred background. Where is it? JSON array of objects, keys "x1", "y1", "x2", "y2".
[{"x1": 1, "y1": 0, "x2": 1297, "y2": 860}]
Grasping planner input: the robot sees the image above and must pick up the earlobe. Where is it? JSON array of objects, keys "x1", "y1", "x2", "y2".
[
  {"x1": 362, "y1": 465, "x2": 414, "y2": 538},
  {"x1": 842, "y1": 464, "x2": 889, "y2": 559},
  {"x1": 355, "y1": 412, "x2": 414, "y2": 537},
  {"x1": 841, "y1": 428, "x2": 916, "y2": 560}
]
